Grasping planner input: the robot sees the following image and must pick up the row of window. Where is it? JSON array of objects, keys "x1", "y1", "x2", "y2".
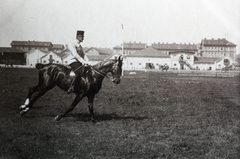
[
  {"x1": 42, "y1": 60, "x2": 68, "y2": 64},
  {"x1": 203, "y1": 47, "x2": 235, "y2": 51},
  {"x1": 202, "y1": 52, "x2": 233, "y2": 57},
  {"x1": 16, "y1": 46, "x2": 49, "y2": 51}
]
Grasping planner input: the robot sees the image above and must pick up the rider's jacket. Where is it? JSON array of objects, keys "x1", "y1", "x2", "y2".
[{"x1": 67, "y1": 40, "x2": 89, "y2": 64}]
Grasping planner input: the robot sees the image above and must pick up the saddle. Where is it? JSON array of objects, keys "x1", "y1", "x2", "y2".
[{"x1": 68, "y1": 62, "x2": 91, "y2": 77}]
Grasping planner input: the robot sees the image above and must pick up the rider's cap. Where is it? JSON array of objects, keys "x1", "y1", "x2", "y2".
[{"x1": 76, "y1": 30, "x2": 84, "y2": 37}]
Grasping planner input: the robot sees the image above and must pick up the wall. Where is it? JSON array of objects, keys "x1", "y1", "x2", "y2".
[
  {"x1": 126, "y1": 57, "x2": 171, "y2": 70},
  {"x1": 41, "y1": 52, "x2": 62, "y2": 64},
  {"x1": 26, "y1": 50, "x2": 46, "y2": 66}
]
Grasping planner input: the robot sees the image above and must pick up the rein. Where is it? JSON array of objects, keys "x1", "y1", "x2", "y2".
[
  {"x1": 90, "y1": 64, "x2": 122, "y2": 82},
  {"x1": 72, "y1": 57, "x2": 122, "y2": 82},
  {"x1": 90, "y1": 66, "x2": 112, "y2": 80}
]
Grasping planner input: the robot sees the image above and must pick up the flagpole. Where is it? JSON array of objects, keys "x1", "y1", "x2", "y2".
[{"x1": 121, "y1": 24, "x2": 124, "y2": 76}]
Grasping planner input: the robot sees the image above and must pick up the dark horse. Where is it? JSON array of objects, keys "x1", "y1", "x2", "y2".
[
  {"x1": 19, "y1": 56, "x2": 123, "y2": 122},
  {"x1": 160, "y1": 64, "x2": 169, "y2": 71}
]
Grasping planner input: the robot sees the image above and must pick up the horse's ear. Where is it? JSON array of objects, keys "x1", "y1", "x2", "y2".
[{"x1": 118, "y1": 55, "x2": 123, "y2": 61}]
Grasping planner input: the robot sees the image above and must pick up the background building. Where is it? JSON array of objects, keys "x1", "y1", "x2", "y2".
[
  {"x1": 113, "y1": 42, "x2": 147, "y2": 56},
  {"x1": 0, "y1": 47, "x2": 26, "y2": 65},
  {"x1": 85, "y1": 47, "x2": 113, "y2": 65},
  {"x1": 11, "y1": 40, "x2": 53, "y2": 52},
  {"x1": 199, "y1": 38, "x2": 236, "y2": 59},
  {"x1": 152, "y1": 42, "x2": 197, "y2": 55},
  {"x1": 125, "y1": 47, "x2": 170, "y2": 70}
]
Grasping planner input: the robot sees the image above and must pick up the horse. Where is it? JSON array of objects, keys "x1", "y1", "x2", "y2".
[
  {"x1": 160, "y1": 64, "x2": 169, "y2": 71},
  {"x1": 19, "y1": 56, "x2": 123, "y2": 122}
]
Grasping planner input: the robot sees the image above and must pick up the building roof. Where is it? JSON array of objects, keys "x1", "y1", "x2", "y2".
[
  {"x1": 0, "y1": 47, "x2": 26, "y2": 53},
  {"x1": 52, "y1": 44, "x2": 64, "y2": 49},
  {"x1": 169, "y1": 50, "x2": 196, "y2": 54},
  {"x1": 201, "y1": 38, "x2": 236, "y2": 46},
  {"x1": 152, "y1": 42, "x2": 197, "y2": 51},
  {"x1": 82, "y1": 47, "x2": 90, "y2": 53},
  {"x1": 11, "y1": 40, "x2": 52, "y2": 47},
  {"x1": 194, "y1": 57, "x2": 221, "y2": 64},
  {"x1": 87, "y1": 55, "x2": 110, "y2": 61},
  {"x1": 41, "y1": 51, "x2": 61, "y2": 59},
  {"x1": 86, "y1": 47, "x2": 113, "y2": 55},
  {"x1": 55, "y1": 49, "x2": 72, "y2": 58},
  {"x1": 113, "y1": 42, "x2": 146, "y2": 49},
  {"x1": 27, "y1": 48, "x2": 48, "y2": 54},
  {"x1": 127, "y1": 47, "x2": 170, "y2": 58}
]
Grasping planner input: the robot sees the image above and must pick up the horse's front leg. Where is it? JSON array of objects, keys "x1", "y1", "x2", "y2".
[
  {"x1": 55, "y1": 94, "x2": 83, "y2": 121},
  {"x1": 87, "y1": 94, "x2": 96, "y2": 122}
]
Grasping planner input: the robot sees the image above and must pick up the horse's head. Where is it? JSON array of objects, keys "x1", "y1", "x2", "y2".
[
  {"x1": 93, "y1": 55, "x2": 123, "y2": 84},
  {"x1": 110, "y1": 56, "x2": 123, "y2": 84}
]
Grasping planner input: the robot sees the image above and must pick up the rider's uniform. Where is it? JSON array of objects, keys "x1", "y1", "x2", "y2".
[{"x1": 67, "y1": 40, "x2": 89, "y2": 65}]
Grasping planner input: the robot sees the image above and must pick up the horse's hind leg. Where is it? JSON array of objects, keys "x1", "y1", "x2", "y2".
[
  {"x1": 20, "y1": 84, "x2": 54, "y2": 116},
  {"x1": 55, "y1": 94, "x2": 83, "y2": 121}
]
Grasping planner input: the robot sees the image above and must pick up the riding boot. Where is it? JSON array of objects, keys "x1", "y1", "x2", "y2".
[{"x1": 68, "y1": 76, "x2": 76, "y2": 94}]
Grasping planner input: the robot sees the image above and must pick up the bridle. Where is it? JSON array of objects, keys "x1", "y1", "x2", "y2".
[{"x1": 90, "y1": 64, "x2": 122, "y2": 82}]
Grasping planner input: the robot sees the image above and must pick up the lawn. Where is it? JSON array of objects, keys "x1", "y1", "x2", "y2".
[{"x1": 0, "y1": 67, "x2": 239, "y2": 158}]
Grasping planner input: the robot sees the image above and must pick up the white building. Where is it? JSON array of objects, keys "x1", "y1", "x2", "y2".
[
  {"x1": 194, "y1": 57, "x2": 234, "y2": 70},
  {"x1": 169, "y1": 51, "x2": 195, "y2": 70},
  {"x1": 26, "y1": 49, "x2": 46, "y2": 66},
  {"x1": 125, "y1": 47, "x2": 171, "y2": 70},
  {"x1": 41, "y1": 51, "x2": 62, "y2": 64}
]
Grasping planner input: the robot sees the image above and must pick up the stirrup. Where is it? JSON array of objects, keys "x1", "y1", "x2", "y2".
[{"x1": 67, "y1": 86, "x2": 74, "y2": 93}]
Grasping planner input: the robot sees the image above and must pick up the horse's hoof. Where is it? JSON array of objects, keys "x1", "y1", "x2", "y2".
[
  {"x1": 55, "y1": 115, "x2": 62, "y2": 121},
  {"x1": 20, "y1": 107, "x2": 29, "y2": 116},
  {"x1": 19, "y1": 105, "x2": 26, "y2": 111}
]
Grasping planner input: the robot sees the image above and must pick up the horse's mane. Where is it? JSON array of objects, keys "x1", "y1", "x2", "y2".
[{"x1": 93, "y1": 59, "x2": 116, "y2": 69}]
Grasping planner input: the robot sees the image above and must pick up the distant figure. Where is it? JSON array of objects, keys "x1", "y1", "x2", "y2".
[
  {"x1": 160, "y1": 64, "x2": 169, "y2": 71},
  {"x1": 67, "y1": 30, "x2": 91, "y2": 93}
]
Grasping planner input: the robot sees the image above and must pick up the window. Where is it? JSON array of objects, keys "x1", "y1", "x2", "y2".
[
  {"x1": 43, "y1": 60, "x2": 46, "y2": 63},
  {"x1": 187, "y1": 56, "x2": 190, "y2": 59},
  {"x1": 174, "y1": 63, "x2": 177, "y2": 66},
  {"x1": 130, "y1": 63, "x2": 133, "y2": 65},
  {"x1": 65, "y1": 61, "x2": 68, "y2": 64},
  {"x1": 139, "y1": 63, "x2": 141, "y2": 65}
]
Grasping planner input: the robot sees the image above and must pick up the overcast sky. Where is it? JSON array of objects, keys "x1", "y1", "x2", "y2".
[{"x1": 0, "y1": 0, "x2": 240, "y2": 53}]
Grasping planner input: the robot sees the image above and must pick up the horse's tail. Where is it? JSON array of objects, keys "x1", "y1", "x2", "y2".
[{"x1": 36, "y1": 63, "x2": 45, "y2": 70}]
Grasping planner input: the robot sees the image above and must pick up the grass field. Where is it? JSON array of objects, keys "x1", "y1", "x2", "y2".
[{"x1": 0, "y1": 67, "x2": 239, "y2": 159}]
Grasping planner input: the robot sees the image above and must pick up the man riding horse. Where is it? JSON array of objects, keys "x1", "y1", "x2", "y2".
[{"x1": 67, "y1": 30, "x2": 90, "y2": 93}]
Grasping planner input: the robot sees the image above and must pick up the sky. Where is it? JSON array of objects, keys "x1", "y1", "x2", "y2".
[{"x1": 0, "y1": 0, "x2": 240, "y2": 53}]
